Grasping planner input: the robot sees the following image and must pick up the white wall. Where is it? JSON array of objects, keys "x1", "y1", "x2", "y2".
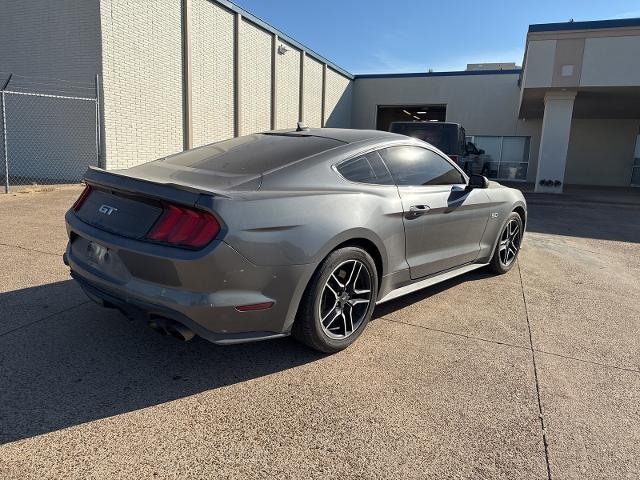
[
  {"x1": 192, "y1": 0, "x2": 235, "y2": 147},
  {"x1": 581, "y1": 36, "x2": 640, "y2": 87},
  {"x1": 275, "y1": 40, "x2": 301, "y2": 129},
  {"x1": 239, "y1": 20, "x2": 272, "y2": 135},
  {"x1": 521, "y1": 40, "x2": 556, "y2": 88},
  {"x1": 303, "y1": 56, "x2": 324, "y2": 128},
  {"x1": 565, "y1": 119, "x2": 639, "y2": 186},
  {"x1": 100, "y1": 0, "x2": 184, "y2": 170},
  {"x1": 324, "y1": 67, "x2": 352, "y2": 127}
]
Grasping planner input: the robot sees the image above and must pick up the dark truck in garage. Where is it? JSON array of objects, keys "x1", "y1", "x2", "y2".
[{"x1": 389, "y1": 121, "x2": 484, "y2": 174}]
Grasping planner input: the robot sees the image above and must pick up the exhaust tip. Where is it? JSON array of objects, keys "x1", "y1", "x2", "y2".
[
  {"x1": 148, "y1": 320, "x2": 168, "y2": 336},
  {"x1": 149, "y1": 317, "x2": 194, "y2": 341},
  {"x1": 166, "y1": 325, "x2": 195, "y2": 342}
]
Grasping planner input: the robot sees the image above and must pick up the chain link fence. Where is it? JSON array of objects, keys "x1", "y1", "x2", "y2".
[{"x1": 0, "y1": 72, "x2": 99, "y2": 193}]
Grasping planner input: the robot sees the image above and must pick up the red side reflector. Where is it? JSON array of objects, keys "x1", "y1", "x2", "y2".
[
  {"x1": 449, "y1": 155, "x2": 459, "y2": 163},
  {"x1": 235, "y1": 302, "x2": 274, "y2": 312},
  {"x1": 146, "y1": 204, "x2": 220, "y2": 249},
  {"x1": 72, "y1": 185, "x2": 92, "y2": 211}
]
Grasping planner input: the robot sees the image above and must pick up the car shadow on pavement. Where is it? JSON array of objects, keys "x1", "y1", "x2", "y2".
[
  {"x1": 372, "y1": 269, "x2": 494, "y2": 319},
  {"x1": 526, "y1": 202, "x2": 640, "y2": 244},
  {"x1": 0, "y1": 280, "x2": 324, "y2": 445}
]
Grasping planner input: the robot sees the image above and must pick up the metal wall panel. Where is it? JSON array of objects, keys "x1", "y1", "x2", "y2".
[
  {"x1": 191, "y1": 0, "x2": 235, "y2": 147},
  {"x1": 324, "y1": 67, "x2": 352, "y2": 127},
  {"x1": 275, "y1": 39, "x2": 301, "y2": 129},
  {"x1": 239, "y1": 20, "x2": 272, "y2": 135},
  {"x1": 303, "y1": 55, "x2": 323, "y2": 128},
  {"x1": 0, "y1": 0, "x2": 101, "y2": 83}
]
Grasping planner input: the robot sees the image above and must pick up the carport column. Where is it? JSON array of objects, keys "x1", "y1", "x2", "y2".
[{"x1": 534, "y1": 91, "x2": 577, "y2": 193}]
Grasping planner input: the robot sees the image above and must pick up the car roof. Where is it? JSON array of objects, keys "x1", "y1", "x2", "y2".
[
  {"x1": 268, "y1": 127, "x2": 405, "y2": 143},
  {"x1": 390, "y1": 121, "x2": 461, "y2": 127}
]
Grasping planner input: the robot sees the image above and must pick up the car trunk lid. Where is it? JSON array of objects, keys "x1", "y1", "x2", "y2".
[{"x1": 74, "y1": 167, "x2": 225, "y2": 244}]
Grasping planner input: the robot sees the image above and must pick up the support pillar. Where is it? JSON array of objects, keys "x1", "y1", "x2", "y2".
[{"x1": 534, "y1": 90, "x2": 577, "y2": 193}]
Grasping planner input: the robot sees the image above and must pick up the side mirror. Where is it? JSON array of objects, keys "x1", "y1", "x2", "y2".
[{"x1": 466, "y1": 174, "x2": 489, "y2": 190}]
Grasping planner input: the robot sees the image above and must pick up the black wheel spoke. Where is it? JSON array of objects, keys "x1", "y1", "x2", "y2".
[
  {"x1": 319, "y1": 259, "x2": 372, "y2": 340},
  {"x1": 498, "y1": 218, "x2": 521, "y2": 267}
]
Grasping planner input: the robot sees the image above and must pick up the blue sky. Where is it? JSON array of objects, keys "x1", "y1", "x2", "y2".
[{"x1": 230, "y1": 0, "x2": 640, "y2": 74}]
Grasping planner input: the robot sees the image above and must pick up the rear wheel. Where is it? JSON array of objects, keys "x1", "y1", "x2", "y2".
[
  {"x1": 293, "y1": 247, "x2": 378, "y2": 353},
  {"x1": 488, "y1": 212, "x2": 523, "y2": 274}
]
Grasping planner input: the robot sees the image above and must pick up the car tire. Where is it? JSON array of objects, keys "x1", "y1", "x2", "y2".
[
  {"x1": 488, "y1": 211, "x2": 523, "y2": 274},
  {"x1": 293, "y1": 247, "x2": 378, "y2": 353}
]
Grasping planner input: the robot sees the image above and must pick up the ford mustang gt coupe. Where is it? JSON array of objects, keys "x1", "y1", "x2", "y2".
[{"x1": 64, "y1": 126, "x2": 526, "y2": 353}]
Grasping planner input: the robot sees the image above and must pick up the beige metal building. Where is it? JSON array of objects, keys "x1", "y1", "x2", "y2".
[
  {"x1": 1, "y1": 2, "x2": 639, "y2": 193},
  {"x1": 354, "y1": 18, "x2": 640, "y2": 192}
]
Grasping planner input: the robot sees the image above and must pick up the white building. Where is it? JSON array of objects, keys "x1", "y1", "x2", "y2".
[{"x1": 1, "y1": 2, "x2": 639, "y2": 192}]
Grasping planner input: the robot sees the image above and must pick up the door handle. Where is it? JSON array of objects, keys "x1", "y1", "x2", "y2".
[{"x1": 409, "y1": 205, "x2": 430, "y2": 216}]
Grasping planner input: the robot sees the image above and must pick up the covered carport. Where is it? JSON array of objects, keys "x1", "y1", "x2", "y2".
[{"x1": 519, "y1": 18, "x2": 640, "y2": 192}]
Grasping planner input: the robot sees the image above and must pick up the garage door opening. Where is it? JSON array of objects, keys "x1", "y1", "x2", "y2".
[{"x1": 376, "y1": 105, "x2": 446, "y2": 131}]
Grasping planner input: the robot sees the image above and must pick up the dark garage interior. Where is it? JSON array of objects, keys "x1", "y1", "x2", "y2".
[{"x1": 376, "y1": 105, "x2": 447, "y2": 131}]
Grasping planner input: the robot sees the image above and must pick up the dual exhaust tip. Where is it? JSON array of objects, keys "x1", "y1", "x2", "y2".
[{"x1": 148, "y1": 317, "x2": 195, "y2": 342}]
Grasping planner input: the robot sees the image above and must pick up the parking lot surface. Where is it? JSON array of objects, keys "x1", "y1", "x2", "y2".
[{"x1": 1, "y1": 186, "x2": 639, "y2": 479}]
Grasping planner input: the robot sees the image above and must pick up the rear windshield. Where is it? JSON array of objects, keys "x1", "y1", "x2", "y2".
[
  {"x1": 157, "y1": 134, "x2": 343, "y2": 174},
  {"x1": 389, "y1": 123, "x2": 458, "y2": 154}
]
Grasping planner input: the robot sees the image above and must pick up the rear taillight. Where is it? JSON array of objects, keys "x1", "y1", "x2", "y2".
[
  {"x1": 72, "y1": 185, "x2": 92, "y2": 211},
  {"x1": 146, "y1": 204, "x2": 220, "y2": 249}
]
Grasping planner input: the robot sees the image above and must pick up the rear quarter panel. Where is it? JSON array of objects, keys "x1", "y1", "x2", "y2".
[{"x1": 214, "y1": 153, "x2": 408, "y2": 277}]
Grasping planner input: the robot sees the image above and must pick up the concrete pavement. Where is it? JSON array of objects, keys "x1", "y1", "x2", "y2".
[{"x1": 1, "y1": 187, "x2": 639, "y2": 479}]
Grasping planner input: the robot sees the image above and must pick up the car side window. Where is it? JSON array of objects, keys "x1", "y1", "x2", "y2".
[
  {"x1": 379, "y1": 146, "x2": 465, "y2": 186},
  {"x1": 336, "y1": 151, "x2": 394, "y2": 185}
]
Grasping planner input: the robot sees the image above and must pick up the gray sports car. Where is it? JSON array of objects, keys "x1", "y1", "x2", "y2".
[{"x1": 64, "y1": 127, "x2": 526, "y2": 353}]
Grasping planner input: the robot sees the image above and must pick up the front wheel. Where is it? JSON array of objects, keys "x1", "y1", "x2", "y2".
[
  {"x1": 293, "y1": 247, "x2": 378, "y2": 353},
  {"x1": 488, "y1": 212, "x2": 523, "y2": 274}
]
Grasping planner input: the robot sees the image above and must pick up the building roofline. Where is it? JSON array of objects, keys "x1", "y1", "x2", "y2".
[
  {"x1": 354, "y1": 69, "x2": 522, "y2": 80},
  {"x1": 528, "y1": 17, "x2": 640, "y2": 33},
  {"x1": 216, "y1": 0, "x2": 353, "y2": 79}
]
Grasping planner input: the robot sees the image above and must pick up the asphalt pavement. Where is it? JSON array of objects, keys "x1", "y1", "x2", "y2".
[{"x1": 1, "y1": 186, "x2": 639, "y2": 479}]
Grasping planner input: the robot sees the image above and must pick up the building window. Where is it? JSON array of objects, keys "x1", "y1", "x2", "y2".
[{"x1": 466, "y1": 136, "x2": 531, "y2": 181}]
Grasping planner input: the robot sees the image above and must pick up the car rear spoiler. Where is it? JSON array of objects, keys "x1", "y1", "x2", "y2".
[{"x1": 83, "y1": 167, "x2": 230, "y2": 209}]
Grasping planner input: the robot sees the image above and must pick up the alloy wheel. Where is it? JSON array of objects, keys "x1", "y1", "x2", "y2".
[
  {"x1": 498, "y1": 218, "x2": 521, "y2": 266},
  {"x1": 319, "y1": 260, "x2": 373, "y2": 339}
]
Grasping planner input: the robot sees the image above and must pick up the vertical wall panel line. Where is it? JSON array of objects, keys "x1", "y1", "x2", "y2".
[
  {"x1": 233, "y1": 12, "x2": 242, "y2": 137},
  {"x1": 181, "y1": 0, "x2": 193, "y2": 150}
]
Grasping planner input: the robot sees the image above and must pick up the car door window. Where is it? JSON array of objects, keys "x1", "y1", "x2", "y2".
[
  {"x1": 380, "y1": 146, "x2": 465, "y2": 186},
  {"x1": 336, "y1": 151, "x2": 394, "y2": 185}
]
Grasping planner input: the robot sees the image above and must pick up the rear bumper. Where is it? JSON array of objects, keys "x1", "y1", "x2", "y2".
[
  {"x1": 69, "y1": 270, "x2": 286, "y2": 344},
  {"x1": 65, "y1": 210, "x2": 317, "y2": 344}
]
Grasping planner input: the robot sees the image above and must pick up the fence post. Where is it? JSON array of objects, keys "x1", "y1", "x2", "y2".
[{"x1": 1, "y1": 91, "x2": 8, "y2": 194}]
